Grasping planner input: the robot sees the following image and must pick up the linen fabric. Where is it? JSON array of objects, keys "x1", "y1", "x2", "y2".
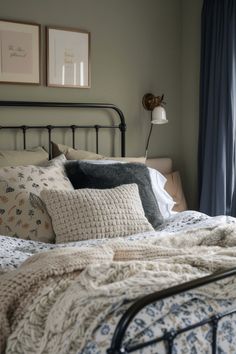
[
  {"x1": 165, "y1": 171, "x2": 187, "y2": 212},
  {"x1": 51, "y1": 142, "x2": 104, "y2": 160},
  {"x1": 51, "y1": 141, "x2": 146, "y2": 163},
  {"x1": 65, "y1": 161, "x2": 163, "y2": 228},
  {"x1": 0, "y1": 146, "x2": 48, "y2": 167},
  {"x1": 41, "y1": 184, "x2": 154, "y2": 243},
  {"x1": 146, "y1": 157, "x2": 173, "y2": 174},
  {"x1": 0, "y1": 155, "x2": 73, "y2": 243}
]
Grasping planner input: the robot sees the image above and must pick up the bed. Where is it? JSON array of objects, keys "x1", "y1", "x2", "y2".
[{"x1": 1, "y1": 101, "x2": 236, "y2": 354}]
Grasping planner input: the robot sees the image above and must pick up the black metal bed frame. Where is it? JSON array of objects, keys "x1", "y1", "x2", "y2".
[
  {"x1": 0, "y1": 101, "x2": 126, "y2": 158},
  {"x1": 1, "y1": 100, "x2": 236, "y2": 353},
  {"x1": 108, "y1": 267, "x2": 236, "y2": 353}
]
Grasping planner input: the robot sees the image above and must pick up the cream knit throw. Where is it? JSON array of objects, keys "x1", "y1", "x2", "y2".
[{"x1": 2, "y1": 223, "x2": 236, "y2": 353}]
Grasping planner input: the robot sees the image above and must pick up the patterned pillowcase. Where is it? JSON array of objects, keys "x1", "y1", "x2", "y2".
[
  {"x1": 0, "y1": 155, "x2": 74, "y2": 243},
  {"x1": 41, "y1": 184, "x2": 154, "y2": 243}
]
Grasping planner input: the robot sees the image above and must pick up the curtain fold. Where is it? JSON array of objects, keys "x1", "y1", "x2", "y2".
[{"x1": 198, "y1": 0, "x2": 236, "y2": 216}]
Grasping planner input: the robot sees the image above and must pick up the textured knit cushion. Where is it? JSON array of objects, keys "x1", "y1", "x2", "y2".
[
  {"x1": 0, "y1": 146, "x2": 48, "y2": 167},
  {"x1": 51, "y1": 142, "x2": 146, "y2": 163},
  {"x1": 0, "y1": 155, "x2": 73, "y2": 243},
  {"x1": 65, "y1": 161, "x2": 163, "y2": 229},
  {"x1": 41, "y1": 184, "x2": 154, "y2": 243}
]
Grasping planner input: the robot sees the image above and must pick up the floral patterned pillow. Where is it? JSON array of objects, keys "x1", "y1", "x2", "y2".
[{"x1": 0, "y1": 156, "x2": 73, "y2": 243}]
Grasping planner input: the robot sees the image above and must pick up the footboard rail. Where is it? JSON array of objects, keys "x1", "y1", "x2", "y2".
[{"x1": 108, "y1": 267, "x2": 236, "y2": 354}]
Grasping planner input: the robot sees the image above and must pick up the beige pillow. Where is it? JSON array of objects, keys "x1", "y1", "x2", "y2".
[
  {"x1": 41, "y1": 183, "x2": 154, "y2": 243},
  {"x1": 51, "y1": 142, "x2": 146, "y2": 164},
  {"x1": 164, "y1": 171, "x2": 188, "y2": 212},
  {"x1": 0, "y1": 146, "x2": 48, "y2": 167},
  {"x1": 0, "y1": 155, "x2": 74, "y2": 243},
  {"x1": 51, "y1": 142, "x2": 104, "y2": 160},
  {"x1": 109, "y1": 157, "x2": 146, "y2": 164}
]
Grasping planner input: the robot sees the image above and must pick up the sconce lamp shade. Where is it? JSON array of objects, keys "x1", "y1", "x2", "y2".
[
  {"x1": 151, "y1": 105, "x2": 168, "y2": 125},
  {"x1": 142, "y1": 92, "x2": 168, "y2": 156}
]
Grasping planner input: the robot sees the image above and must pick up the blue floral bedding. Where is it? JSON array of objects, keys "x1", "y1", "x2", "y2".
[
  {"x1": 84, "y1": 290, "x2": 236, "y2": 353},
  {"x1": 1, "y1": 210, "x2": 236, "y2": 353}
]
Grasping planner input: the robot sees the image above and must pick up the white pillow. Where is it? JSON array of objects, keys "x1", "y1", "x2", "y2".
[
  {"x1": 148, "y1": 167, "x2": 176, "y2": 219},
  {"x1": 81, "y1": 159, "x2": 175, "y2": 219}
]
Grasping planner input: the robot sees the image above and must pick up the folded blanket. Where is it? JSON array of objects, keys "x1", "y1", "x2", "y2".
[{"x1": 1, "y1": 223, "x2": 236, "y2": 353}]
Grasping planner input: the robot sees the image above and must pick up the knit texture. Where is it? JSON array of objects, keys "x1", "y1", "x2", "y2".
[
  {"x1": 65, "y1": 161, "x2": 164, "y2": 229},
  {"x1": 41, "y1": 183, "x2": 154, "y2": 243},
  {"x1": 2, "y1": 223, "x2": 236, "y2": 353}
]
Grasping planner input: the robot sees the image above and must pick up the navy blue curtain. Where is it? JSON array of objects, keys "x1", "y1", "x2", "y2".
[{"x1": 198, "y1": 0, "x2": 236, "y2": 216}]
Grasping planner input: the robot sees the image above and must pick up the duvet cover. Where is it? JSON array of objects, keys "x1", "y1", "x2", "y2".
[{"x1": 1, "y1": 211, "x2": 236, "y2": 354}]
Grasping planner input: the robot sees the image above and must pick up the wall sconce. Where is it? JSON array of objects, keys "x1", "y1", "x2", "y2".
[{"x1": 142, "y1": 93, "x2": 168, "y2": 156}]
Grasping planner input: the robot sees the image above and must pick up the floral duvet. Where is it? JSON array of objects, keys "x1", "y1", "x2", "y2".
[{"x1": 1, "y1": 211, "x2": 236, "y2": 354}]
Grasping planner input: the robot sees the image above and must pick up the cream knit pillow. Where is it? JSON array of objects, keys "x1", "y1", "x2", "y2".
[{"x1": 41, "y1": 184, "x2": 154, "y2": 243}]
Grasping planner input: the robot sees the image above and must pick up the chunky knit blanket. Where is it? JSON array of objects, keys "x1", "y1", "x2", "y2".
[{"x1": 2, "y1": 223, "x2": 236, "y2": 354}]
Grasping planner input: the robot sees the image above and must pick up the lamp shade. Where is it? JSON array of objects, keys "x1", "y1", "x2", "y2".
[{"x1": 151, "y1": 106, "x2": 168, "y2": 124}]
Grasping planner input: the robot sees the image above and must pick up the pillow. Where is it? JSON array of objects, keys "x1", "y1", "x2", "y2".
[
  {"x1": 165, "y1": 171, "x2": 188, "y2": 212},
  {"x1": 108, "y1": 157, "x2": 146, "y2": 163},
  {"x1": 148, "y1": 167, "x2": 176, "y2": 218},
  {"x1": 0, "y1": 146, "x2": 48, "y2": 167},
  {"x1": 41, "y1": 184, "x2": 154, "y2": 243},
  {"x1": 51, "y1": 142, "x2": 146, "y2": 163},
  {"x1": 65, "y1": 161, "x2": 163, "y2": 229},
  {"x1": 0, "y1": 155, "x2": 74, "y2": 243},
  {"x1": 51, "y1": 142, "x2": 104, "y2": 160},
  {"x1": 146, "y1": 158, "x2": 172, "y2": 175},
  {"x1": 78, "y1": 159, "x2": 174, "y2": 219}
]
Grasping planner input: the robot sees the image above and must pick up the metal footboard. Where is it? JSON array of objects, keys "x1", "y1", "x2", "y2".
[{"x1": 108, "y1": 267, "x2": 236, "y2": 354}]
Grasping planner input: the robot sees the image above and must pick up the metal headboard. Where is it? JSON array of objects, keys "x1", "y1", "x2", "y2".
[{"x1": 0, "y1": 101, "x2": 126, "y2": 159}]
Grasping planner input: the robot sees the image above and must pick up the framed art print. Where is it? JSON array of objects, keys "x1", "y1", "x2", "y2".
[
  {"x1": 47, "y1": 26, "x2": 90, "y2": 88},
  {"x1": 0, "y1": 20, "x2": 40, "y2": 84}
]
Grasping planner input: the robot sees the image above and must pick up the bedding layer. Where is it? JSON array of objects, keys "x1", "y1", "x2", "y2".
[
  {"x1": 1, "y1": 211, "x2": 236, "y2": 353},
  {"x1": 0, "y1": 211, "x2": 223, "y2": 272}
]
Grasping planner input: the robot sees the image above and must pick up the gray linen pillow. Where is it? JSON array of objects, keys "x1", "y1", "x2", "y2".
[
  {"x1": 41, "y1": 184, "x2": 154, "y2": 243},
  {"x1": 65, "y1": 161, "x2": 163, "y2": 229}
]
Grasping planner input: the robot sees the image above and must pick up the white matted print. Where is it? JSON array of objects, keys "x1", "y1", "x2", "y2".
[
  {"x1": 47, "y1": 27, "x2": 90, "y2": 88},
  {"x1": 0, "y1": 20, "x2": 40, "y2": 84}
]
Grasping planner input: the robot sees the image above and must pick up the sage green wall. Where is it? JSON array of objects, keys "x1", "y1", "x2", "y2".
[
  {"x1": 0, "y1": 0, "x2": 202, "y2": 210},
  {"x1": 0, "y1": 0, "x2": 182, "y2": 164},
  {"x1": 181, "y1": 0, "x2": 202, "y2": 209}
]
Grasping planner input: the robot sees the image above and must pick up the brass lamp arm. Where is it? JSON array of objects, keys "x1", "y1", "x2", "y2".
[{"x1": 145, "y1": 123, "x2": 153, "y2": 158}]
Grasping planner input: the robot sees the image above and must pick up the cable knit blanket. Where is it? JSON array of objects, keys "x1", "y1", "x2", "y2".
[{"x1": 2, "y1": 223, "x2": 236, "y2": 353}]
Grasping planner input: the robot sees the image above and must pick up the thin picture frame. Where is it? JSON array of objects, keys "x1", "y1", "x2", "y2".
[
  {"x1": 47, "y1": 26, "x2": 90, "y2": 88},
  {"x1": 0, "y1": 19, "x2": 40, "y2": 85}
]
